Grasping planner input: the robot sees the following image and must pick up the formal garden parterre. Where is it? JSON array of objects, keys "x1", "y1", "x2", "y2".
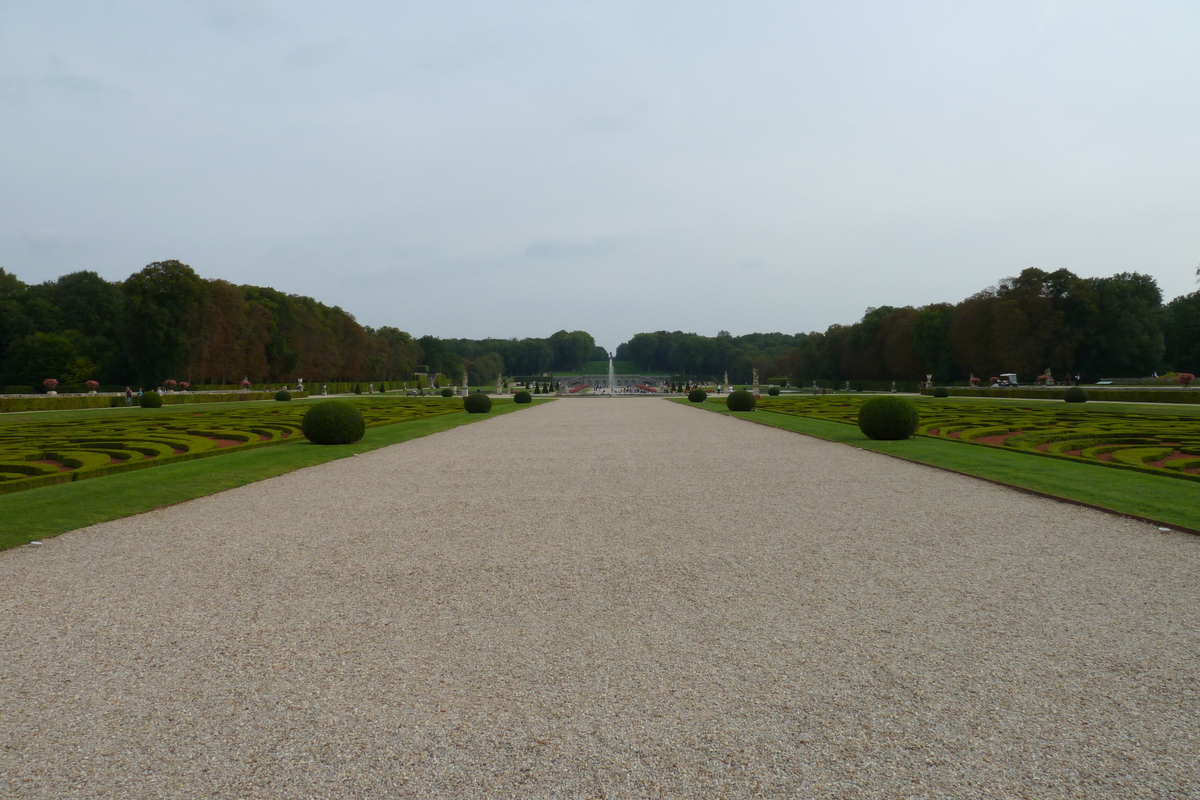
[
  {"x1": 0, "y1": 397, "x2": 472, "y2": 494},
  {"x1": 755, "y1": 396, "x2": 1200, "y2": 481}
]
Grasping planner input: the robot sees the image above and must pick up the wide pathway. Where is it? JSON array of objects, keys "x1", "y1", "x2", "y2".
[{"x1": 2, "y1": 398, "x2": 1198, "y2": 799}]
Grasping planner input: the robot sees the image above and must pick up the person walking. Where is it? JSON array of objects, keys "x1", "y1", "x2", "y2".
[{"x1": 124, "y1": 386, "x2": 133, "y2": 406}]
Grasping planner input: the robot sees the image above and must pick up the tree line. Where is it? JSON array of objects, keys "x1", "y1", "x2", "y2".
[
  {"x1": 2, "y1": 262, "x2": 1197, "y2": 390},
  {"x1": 616, "y1": 269, "x2": 1199, "y2": 384},
  {"x1": 0, "y1": 261, "x2": 597, "y2": 388}
]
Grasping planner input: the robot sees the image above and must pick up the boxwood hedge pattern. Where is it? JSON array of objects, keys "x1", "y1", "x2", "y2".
[
  {"x1": 757, "y1": 396, "x2": 1200, "y2": 482},
  {"x1": 0, "y1": 397, "x2": 467, "y2": 494}
]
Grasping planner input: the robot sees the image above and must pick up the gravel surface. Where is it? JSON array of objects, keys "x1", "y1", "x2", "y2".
[{"x1": 2, "y1": 398, "x2": 1198, "y2": 799}]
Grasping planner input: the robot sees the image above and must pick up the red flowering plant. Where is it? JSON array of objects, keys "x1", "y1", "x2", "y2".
[
  {"x1": 164, "y1": 379, "x2": 177, "y2": 389},
  {"x1": 179, "y1": 381, "x2": 190, "y2": 391},
  {"x1": 43, "y1": 378, "x2": 58, "y2": 391},
  {"x1": 240, "y1": 379, "x2": 251, "y2": 389},
  {"x1": 85, "y1": 380, "x2": 99, "y2": 391},
  {"x1": 1036, "y1": 374, "x2": 1048, "y2": 384},
  {"x1": 1179, "y1": 373, "x2": 1195, "y2": 387},
  {"x1": 968, "y1": 376, "x2": 980, "y2": 386}
]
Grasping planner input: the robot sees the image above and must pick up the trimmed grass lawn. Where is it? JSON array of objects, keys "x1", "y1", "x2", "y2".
[
  {"x1": 682, "y1": 398, "x2": 1200, "y2": 533},
  {"x1": 0, "y1": 398, "x2": 543, "y2": 549}
]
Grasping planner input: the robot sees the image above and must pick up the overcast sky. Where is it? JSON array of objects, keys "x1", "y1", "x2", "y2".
[{"x1": 2, "y1": 1, "x2": 1198, "y2": 351}]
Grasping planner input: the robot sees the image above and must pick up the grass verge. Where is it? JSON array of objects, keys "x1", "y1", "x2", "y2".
[
  {"x1": 682, "y1": 399, "x2": 1200, "y2": 533},
  {"x1": 0, "y1": 399, "x2": 544, "y2": 550}
]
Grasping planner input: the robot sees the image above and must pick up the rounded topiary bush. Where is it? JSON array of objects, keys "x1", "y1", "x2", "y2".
[
  {"x1": 514, "y1": 390, "x2": 532, "y2": 404},
  {"x1": 138, "y1": 391, "x2": 163, "y2": 409},
  {"x1": 768, "y1": 386, "x2": 781, "y2": 396},
  {"x1": 1064, "y1": 386, "x2": 1088, "y2": 403},
  {"x1": 275, "y1": 390, "x2": 291, "y2": 401},
  {"x1": 726, "y1": 389, "x2": 756, "y2": 412},
  {"x1": 688, "y1": 388, "x2": 707, "y2": 403},
  {"x1": 301, "y1": 400, "x2": 366, "y2": 444},
  {"x1": 463, "y1": 393, "x2": 493, "y2": 413},
  {"x1": 933, "y1": 386, "x2": 949, "y2": 398},
  {"x1": 857, "y1": 396, "x2": 920, "y2": 440},
  {"x1": 440, "y1": 387, "x2": 454, "y2": 398}
]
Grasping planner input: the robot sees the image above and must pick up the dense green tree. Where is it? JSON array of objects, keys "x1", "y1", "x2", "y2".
[
  {"x1": 1163, "y1": 292, "x2": 1200, "y2": 372},
  {"x1": 2, "y1": 332, "x2": 80, "y2": 386},
  {"x1": 121, "y1": 261, "x2": 207, "y2": 384},
  {"x1": 467, "y1": 351, "x2": 504, "y2": 384},
  {"x1": 36, "y1": 271, "x2": 124, "y2": 340},
  {"x1": 547, "y1": 330, "x2": 595, "y2": 371},
  {"x1": 1076, "y1": 273, "x2": 1164, "y2": 378},
  {"x1": 911, "y1": 303, "x2": 956, "y2": 380}
]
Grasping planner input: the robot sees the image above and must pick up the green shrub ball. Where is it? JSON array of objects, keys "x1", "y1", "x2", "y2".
[
  {"x1": 440, "y1": 388, "x2": 454, "y2": 398},
  {"x1": 857, "y1": 396, "x2": 920, "y2": 440},
  {"x1": 768, "y1": 386, "x2": 781, "y2": 396},
  {"x1": 514, "y1": 390, "x2": 532, "y2": 404},
  {"x1": 302, "y1": 400, "x2": 366, "y2": 445},
  {"x1": 138, "y1": 391, "x2": 163, "y2": 409},
  {"x1": 1064, "y1": 386, "x2": 1089, "y2": 403},
  {"x1": 933, "y1": 386, "x2": 950, "y2": 398},
  {"x1": 726, "y1": 389, "x2": 756, "y2": 412},
  {"x1": 463, "y1": 393, "x2": 493, "y2": 413},
  {"x1": 687, "y1": 388, "x2": 707, "y2": 403},
  {"x1": 275, "y1": 390, "x2": 291, "y2": 401}
]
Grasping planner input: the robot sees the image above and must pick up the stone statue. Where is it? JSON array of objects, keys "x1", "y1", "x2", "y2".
[{"x1": 752, "y1": 368, "x2": 759, "y2": 393}]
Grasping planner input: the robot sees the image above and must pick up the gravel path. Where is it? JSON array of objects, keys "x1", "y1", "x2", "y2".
[{"x1": 2, "y1": 398, "x2": 1198, "y2": 799}]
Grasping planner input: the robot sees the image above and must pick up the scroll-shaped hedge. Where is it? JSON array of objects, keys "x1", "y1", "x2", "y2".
[
  {"x1": 0, "y1": 397, "x2": 477, "y2": 493},
  {"x1": 756, "y1": 395, "x2": 1200, "y2": 480}
]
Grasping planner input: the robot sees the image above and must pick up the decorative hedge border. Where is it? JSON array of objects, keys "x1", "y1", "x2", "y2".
[
  {"x1": 757, "y1": 395, "x2": 1200, "y2": 483},
  {"x1": 0, "y1": 396, "x2": 469, "y2": 494},
  {"x1": 0, "y1": 391, "x2": 308, "y2": 414},
  {"x1": 920, "y1": 387, "x2": 1200, "y2": 404}
]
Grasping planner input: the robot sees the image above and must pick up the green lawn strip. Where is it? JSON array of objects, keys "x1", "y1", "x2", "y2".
[
  {"x1": 0, "y1": 400, "x2": 539, "y2": 550},
  {"x1": 681, "y1": 400, "x2": 1200, "y2": 533}
]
